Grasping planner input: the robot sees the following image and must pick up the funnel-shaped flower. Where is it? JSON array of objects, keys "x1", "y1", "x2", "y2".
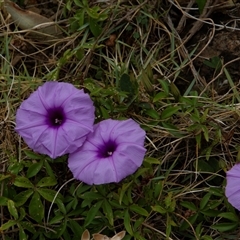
[
  {"x1": 68, "y1": 119, "x2": 146, "y2": 185},
  {"x1": 225, "y1": 163, "x2": 240, "y2": 210},
  {"x1": 15, "y1": 81, "x2": 95, "y2": 159}
]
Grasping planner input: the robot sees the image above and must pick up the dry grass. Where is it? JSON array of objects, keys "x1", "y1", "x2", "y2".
[{"x1": 1, "y1": 0, "x2": 240, "y2": 239}]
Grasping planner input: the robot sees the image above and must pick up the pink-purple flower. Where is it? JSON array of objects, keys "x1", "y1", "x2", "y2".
[
  {"x1": 225, "y1": 163, "x2": 240, "y2": 210},
  {"x1": 15, "y1": 81, "x2": 95, "y2": 159},
  {"x1": 68, "y1": 119, "x2": 146, "y2": 185}
]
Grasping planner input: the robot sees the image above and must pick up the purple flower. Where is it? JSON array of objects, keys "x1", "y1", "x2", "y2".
[
  {"x1": 68, "y1": 119, "x2": 146, "y2": 185},
  {"x1": 225, "y1": 163, "x2": 240, "y2": 210},
  {"x1": 15, "y1": 81, "x2": 95, "y2": 159}
]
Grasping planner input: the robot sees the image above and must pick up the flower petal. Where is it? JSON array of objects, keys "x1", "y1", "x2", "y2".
[
  {"x1": 113, "y1": 143, "x2": 146, "y2": 182},
  {"x1": 37, "y1": 81, "x2": 80, "y2": 108},
  {"x1": 225, "y1": 163, "x2": 240, "y2": 210},
  {"x1": 68, "y1": 118, "x2": 146, "y2": 185},
  {"x1": 68, "y1": 150, "x2": 119, "y2": 185},
  {"x1": 15, "y1": 81, "x2": 95, "y2": 158}
]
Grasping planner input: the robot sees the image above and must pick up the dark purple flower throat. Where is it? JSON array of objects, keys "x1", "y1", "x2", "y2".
[
  {"x1": 98, "y1": 140, "x2": 117, "y2": 158},
  {"x1": 46, "y1": 107, "x2": 66, "y2": 127}
]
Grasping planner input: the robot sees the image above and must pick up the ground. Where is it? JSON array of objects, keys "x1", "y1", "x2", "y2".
[{"x1": 1, "y1": 0, "x2": 240, "y2": 239}]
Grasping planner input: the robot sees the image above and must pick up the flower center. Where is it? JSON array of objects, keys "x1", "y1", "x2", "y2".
[
  {"x1": 98, "y1": 140, "x2": 117, "y2": 158},
  {"x1": 47, "y1": 107, "x2": 66, "y2": 127}
]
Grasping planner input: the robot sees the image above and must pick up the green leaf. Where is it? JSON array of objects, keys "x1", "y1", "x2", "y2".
[
  {"x1": 170, "y1": 82, "x2": 181, "y2": 101},
  {"x1": 100, "y1": 106, "x2": 109, "y2": 119},
  {"x1": 19, "y1": 207, "x2": 26, "y2": 221},
  {"x1": 119, "y1": 73, "x2": 134, "y2": 94},
  {"x1": 124, "y1": 210, "x2": 133, "y2": 235},
  {"x1": 86, "y1": 7, "x2": 100, "y2": 19},
  {"x1": 84, "y1": 200, "x2": 103, "y2": 227},
  {"x1": 195, "y1": 0, "x2": 207, "y2": 13},
  {"x1": 89, "y1": 17, "x2": 102, "y2": 37},
  {"x1": 153, "y1": 92, "x2": 168, "y2": 102},
  {"x1": 29, "y1": 192, "x2": 44, "y2": 223},
  {"x1": 102, "y1": 200, "x2": 114, "y2": 226},
  {"x1": 129, "y1": 204, "x2": 149, "y2": 217},
  {"x1": 0, "y1": 220, "x2": 17, "y2": 231},
  {"x1": 7, "y1": 200, "x2": 18, "y2": 219},
  {"x1": 24, "y1": 150, "x2": 43, "y2": 159},
  {"x1": 27, "y1": 160, "x2": 43, "y2": 178},
  {"x1": 119, "y1": 181, "x2": 133, "y2": 205},
  {"x1": 144, "y1": 157, "x2": 160, "y2": 165},
  {"x1": 165, "y1": 192, "x2": 173, "y2": 208},
  {"x1": 14, "y1": 189, "x2": 34, "y2": 207},
  {"x1": 180, "y1": 214, "x2": 198, "y2": 231},
  {"x1": 74, "y1": 0, "x2": 84, "y2": 7},
  {"x1": 8, "y1": 162, "x2": 24, "y2": 175},
  {"x1": 159, "y1": 79, "x2": 169, "y2": 95},
  {"x1": 19, "y1": 225, "x2": 27, "y2": 240},
  {"x1": 200, "y1": 192, "x2": 212, "y2": 210},
  {"x1": 161, "y1": 122, "x2": 183, "y2": 138},
  {"x1": 145, "y1": 109, "x2": 160, "y2": 119},
  {"x1": 201, "y1": 209, "x2": 221, "y2": 217},
  {"x1": 154, "y1": 181, "x2": 163, "y2": 198},
  {"x1": 49, "y1": 215, "x2": 64, "y2": 225},
  {"x1": 20, "y1": 221, "x2": 36, "y2": 234},
  {"x1": 196, "y1": 160, "x2": 214, "y2": 172},
  {"x1": 56, "y1": 198, "x2": 67, "y2": 215},
  {"x1": 68, "y1": 220, "x2": 83, "y2": 237},
  {"x1": 81, "y1": 191, "x2": 103, "y2": 200},
  {"x1": 37, "y1": 188, "x2": 63, "y2": 202},
  {"x1": 201, "y1": 236, "x2": 213, "y2": 240},
  {"x1": 203, "y1": 56, "x2": 221, "y2": 69},
  {"x1": 44, "y1": 160, "x2": 55, "y2": 179},
  {"x1": 151, "y1": 205, "x2": 167, "y2": 214},
  {"x1": 133, "y1": 168, "x2": 149, "y2": 179},
  {"x1": 161, "y1": 106, "x2": 180, "y2": 119},
  {"x1": 0, "y1": 174, "x2": 11, "y2": 182},
  {"x1": 36, "y1": 177, "x2": 57, "y2": 187},
  {"x1": 180, "y1": 201, "x2": 197, "y2": 211},
  {"x1": 218, "y1": 212, "x2": 239, "y2": 222},
  {"x1": 209, "y1": 187, "x2": 224, "y2": 197},
  {"x1": 0, "y1": 196, "x2": 8, "y2": 206},
  {"x1": 211, "y1": 222, "x2": 238, "y2": 232},
  {"x1": 56, "y1": 219, "x2": 67, "y2": 238},
  {"x1": 14, "y1": 176, "x2": 34, "y2": 188}
]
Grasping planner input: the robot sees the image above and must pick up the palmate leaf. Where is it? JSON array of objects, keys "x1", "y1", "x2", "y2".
[
  {"x1": 19, "y1": 225, "x2": 28, "y2": 240},
  {"x1": 124, "y1": 210, "x2": 133, "y2": 235},
  {"x1": 27, "y1": 160, "x2": 43, "y2": 178},
  {"x1": 119, "y1": 181, "x2": 133, "y2": 205},
  {"x1": 24, "y1": 150, "x2": 43, "y2": 160},
  {"x1": 20, "y1": 221, "x2": 36, "y2": 234},
  {"x1": 0, "y1": 196, "x2": 8, "y2": 206},
  {"x1": 218, "y1": 212, "x2": 239, "y2": 222},
  {"x1": 89, "y1": 17, "x2": 102, "y2": 37},
  {"x1": 102, "y1": 199, "x2": 114, "y2": 226},
  {"x1": 29, "y1": 192, "x2": 44, "y2": 223},
  {"x1": 13, "y1": 176, "x2": 34, "y2": 188},
  {"x1": 44, "y1": 219, "x2": 67, "y2": 239},
  {"x1": 36, "y1": 177, "x2": 57, "y2": 187},
  {"x1": 7, "y1": 199, "x2": 18, "y2": 220},
  {"x1": 84, "y1": 200, "x2": 103, "y2": 227},
  {"x1": 37, "y1": 188, "x2": 63, "y2": 202},
  {"x1": 211, "y1": 222, "x2": 239, "y2": 232},
  {"x1": 14, "y1": 189, "x2": 34, "y2": 207},
  {"x1": 0, "y1": 220, "x2": 17, "y2": 231},
  {"x1": 129, "y1": 204, "x2": 149, "y2": 217},
  {"x1": 68, "y1": 220, "x2": 83, "y2": 238}
]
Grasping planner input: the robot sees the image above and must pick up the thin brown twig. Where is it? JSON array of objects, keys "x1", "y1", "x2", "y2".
[{"x1": 176, "y1": 0, "x2": 195, "y2": 33}]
